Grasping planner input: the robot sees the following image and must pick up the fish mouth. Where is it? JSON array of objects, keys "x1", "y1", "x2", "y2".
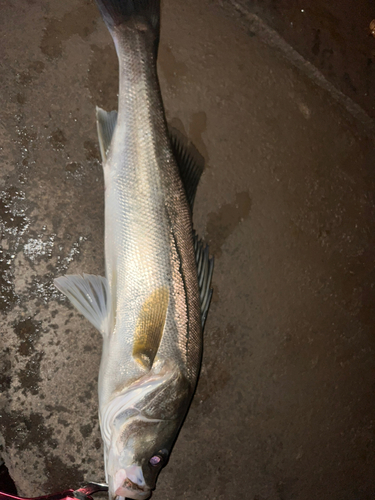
[
  {"x1": 114, "y1": 478, "x2": 151, "y2": 500},
  {"x1": 124, "y1": 478, "x2": 147, "y2": 492}
]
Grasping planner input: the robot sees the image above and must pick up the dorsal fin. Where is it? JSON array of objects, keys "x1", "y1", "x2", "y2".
[
  {"x1": 133, "y1": 287, "x2": 169, "y2": 370},
  {"x1": 193, "y1": 233, "x2": 214, "y2": 327},
  {"x1": 169, "y1": 129, "x2": 213, "y2": 325},
  {"x1": 169, "y1": 128, "x2": 205, "y2": 210},
  {"x1": 96, "y1": 107, "x2": 118, "y2": 163}
]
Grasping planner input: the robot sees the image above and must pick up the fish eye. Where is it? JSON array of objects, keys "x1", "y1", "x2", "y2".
[
  {"x1": 149, "y1": 449, "x2": 169, "y2": 467},
  {"x1": 149, "y1": 455, "x2": 162, "y2": 466}
]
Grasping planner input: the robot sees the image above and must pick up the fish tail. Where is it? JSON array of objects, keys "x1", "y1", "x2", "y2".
[{"x1": 95, "y1": 0, "x2": 160, "y2": 35}]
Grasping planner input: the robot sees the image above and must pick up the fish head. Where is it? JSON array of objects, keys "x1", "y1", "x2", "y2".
[
  {"x1": 106, "y1": 364, "x2": 192, "y2": 499},
  {"x1": 108, "y1": 417, "x2": 179, "y2": 499}
]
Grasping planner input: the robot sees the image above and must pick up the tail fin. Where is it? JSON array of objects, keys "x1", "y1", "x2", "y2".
[{"x1": 95, "y1": 0, "x2": 160, "y2": 33}]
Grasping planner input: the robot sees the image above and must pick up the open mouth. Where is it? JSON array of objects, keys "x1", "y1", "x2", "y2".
[
  {"x1": 115, "y1": 478, "x2": 150, "y2": 499},
  {"x1": 123, "y1": 478, "x2": 146, "y2": 492}
]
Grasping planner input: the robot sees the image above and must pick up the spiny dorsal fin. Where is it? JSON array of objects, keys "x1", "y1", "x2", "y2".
[
  {"x1": 54, "y1": 274, "x2": 113, "y2": 336},
  {"x1": 194, "y1": 233, "x2": 214, "y2": 327},
  {"x1": 169, "y1": 128, "x2": 205, "y2": 210},
  {"x1": 133, "y1": 287, "x2": 169, "y2": 370},
  {"x1": 96, "y1": 107, "x2": 118, "y2": 163}
]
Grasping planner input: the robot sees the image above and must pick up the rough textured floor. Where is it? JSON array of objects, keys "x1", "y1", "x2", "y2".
[
  {"x1": 229, "y1": 0, "x2": 375, "y2": 120},
  {"x1": 1, "y1": 1, "x2": 375, "y2": 499}
]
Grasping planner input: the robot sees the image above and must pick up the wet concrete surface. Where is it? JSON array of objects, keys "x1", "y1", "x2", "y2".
[
  {"x1": 1, "y1": 0, "x2": 375, "y2": 499},
  {"x1": 230, "y1": 0, "x2": 375, "y2": 120}
]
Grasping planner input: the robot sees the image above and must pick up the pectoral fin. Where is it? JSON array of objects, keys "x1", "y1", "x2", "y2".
[
  {"x1": 133, "y1": 287, "x2": 169, "y2": 370},
  {"x1": 54, "y1": 273, "x2": 112, "y2": 336}
]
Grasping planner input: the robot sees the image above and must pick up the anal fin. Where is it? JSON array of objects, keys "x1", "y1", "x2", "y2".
[{"x1": 96, "y1": 107, "x2": 118, "y2": 163}]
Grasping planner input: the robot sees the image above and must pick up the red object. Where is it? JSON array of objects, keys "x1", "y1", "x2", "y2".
[{"x1": 0, "y1": 482, "x2": 108, "y2": 500}]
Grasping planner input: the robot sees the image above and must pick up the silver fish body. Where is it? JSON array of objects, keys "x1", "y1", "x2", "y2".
[
  {"x1": 55, "y1": 1, "x2": 213, "y2": 499},
  {"x1": 100, "y1": 22, "x2": 201, "y2": 410}
]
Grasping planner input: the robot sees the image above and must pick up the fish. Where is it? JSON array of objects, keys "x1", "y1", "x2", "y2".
[{"x1": 54, "y1": 0, "x2": 213, "y2": 499}]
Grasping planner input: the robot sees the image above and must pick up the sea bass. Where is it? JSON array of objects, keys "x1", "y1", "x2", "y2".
[{"x1": 54, "y1": 0, "x2": 213, "y2": 499}]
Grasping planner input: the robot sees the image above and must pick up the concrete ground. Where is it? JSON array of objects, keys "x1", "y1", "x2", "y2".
[
  {"x1": 229, "y1": 0, "x2": 375, "y2": 120},
  {"x1": 1, "y1": 0, "x2": 375, "y2": 499}
]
